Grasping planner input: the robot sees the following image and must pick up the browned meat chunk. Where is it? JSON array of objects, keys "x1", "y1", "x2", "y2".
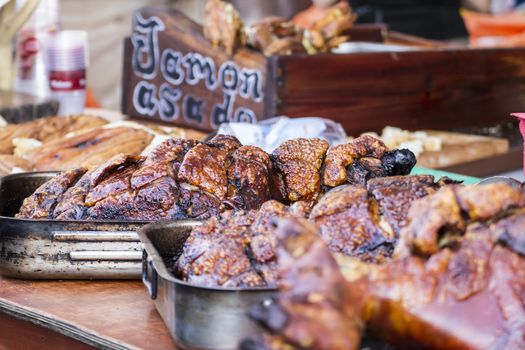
[
  {"x1": 17, "y1": 134, "x2": 416, "y2": 221},
  {"x1": 176, "y1": 135, "x2": 242, "y2": 219},
  {"x1": 367, "y1": 174, "x2": 438, "y2": 237},
  {"x1": 226, "y1": 145, "x2": 273, "y2": 210},
  {"x1": 54, "y1": 154, "x2": 142, "y2": 220},
  {"x1": 203, "y1": 0, "x2": 245, "y2": 56},
  {"x1": 396, "y1": 183, "x2": 525, "y2": 257},
  {"x1": 175, "y1": 201, "x2": 309, "y2": 288},
  {"x1": 310, "y1": 185, "x2": 393, "y2": 263},
  {"x1": 271, "y1": 138, "x2": 329, "y2": 203},
  {"x1": 323, "y1": 135, "x2": 416, "y2": 187},
  {"x1": 242, "y1": 219, "x2": 364, "y2": 350},
  {"x1": 246, "y1": 184, "x2": 525, "y2": 350},
  {"x1": 16, "y1": 167, "x2": 88, "y2": 219},
  {"x1": 310, "y1": 175, "x2": 442, "y2": 263}
]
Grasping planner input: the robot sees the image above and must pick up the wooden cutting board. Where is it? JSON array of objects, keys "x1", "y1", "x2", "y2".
[{"x1": 417, "y1": 130, "x2": 509, "y2": 169}]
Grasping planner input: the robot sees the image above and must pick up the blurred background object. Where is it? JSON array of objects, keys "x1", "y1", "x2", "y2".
[
  {"x1": 12, "y1": 0, "x2": 59, "y2": 98},
  {"x1": 46, "y1": 30, "x2": 88, "y2": 115},
  {"x1": 0, "y1": 0, "x2": 39, "y2": 91},
  {"x1": 60, "y1": 0, "x2": 165, "y2": 110},
  {"x1": 462, "y1": 9, "x2": 525, "y2": 47},
  {"x1": 347, "y1": 0, "x2": 468, "y2": 40}
]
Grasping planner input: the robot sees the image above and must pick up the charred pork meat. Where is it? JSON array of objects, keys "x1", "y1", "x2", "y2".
[
  {"x1": 174, "y1": 175, "x2": 442, "y2": 287},
  {"x1": 16, "y1": 134, "x2": 416, "y2": 220},
  {"x1": 310, "y1": 175, "x2": 445, "y2": 263},
  {"x1": 244, "y1": 183, "x2": 525, "y2": 350},
  {"x1": 17, "y1": 135, "x2": 272, "y2": 220},
  {"x1": 175, "y1": 200, "x2": 310, "y2": 288}
]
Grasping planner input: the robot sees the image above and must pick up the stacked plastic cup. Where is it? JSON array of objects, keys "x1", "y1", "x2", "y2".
[{"x1": 47, "y1": 31, "x2": 89, "y2": 115}]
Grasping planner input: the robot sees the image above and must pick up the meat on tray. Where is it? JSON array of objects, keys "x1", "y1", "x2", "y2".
[
  {"x1": 0, "y1": 115, "x2": 108, "y2": 155},
  {"x1": 174, "y1": 174, "x2": 448, "y2": 287},
  {"x1": 242, "y1": 183, "x2": 525, "y2": 350},
  {"x1": 16, "y1": 134, "x2": 416, "y2": 221}
]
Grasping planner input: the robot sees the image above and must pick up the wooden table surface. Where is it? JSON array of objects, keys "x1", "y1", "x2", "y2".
[{"x1": 0, "y1": 275, "x2": 177, "y2": 350}]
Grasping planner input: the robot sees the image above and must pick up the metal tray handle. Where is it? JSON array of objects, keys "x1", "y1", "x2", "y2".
[
  {"x1": 142, "y1": 249, "x2": 158, "y2": 300},
  {"x1": 53, "y1": 231, "x2": 139, "y2": 242},
  {"x1": 69, "y1": 251, "x2": 142, "y2": 261}
]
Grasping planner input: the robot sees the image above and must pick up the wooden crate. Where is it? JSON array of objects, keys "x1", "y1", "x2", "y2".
[{"x1": 121, "y1": 7, "x2": 525, "y2": 134}]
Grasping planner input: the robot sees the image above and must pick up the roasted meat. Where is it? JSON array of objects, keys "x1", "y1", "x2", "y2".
[
  {"x1": 203, "y1": 0, "x2": 245, "y2": 56},
  {"x1": 0, "y1": 115, "x2": 107, "y2": 154},
  {"x1": 175, "y1": 201, "x2": 310, "y2": 288},
  {"x1": 204, "y1": 0, "x2": 355, "y2": 56},
  {"x1": 28, "y1": 127, "x2": 154, "y2": 171},
  {"x1": 17, "y1": 135, "x2": 275, "y2": 220},
  {"x1": 17, "y1": 134, "x2": 415, "y2": 221},
  {"x1": 310, "y1": 175, "x2": 442, "y2": 263},
  {"x1": 16, "y1": 167, "x2": 89, "y2": 219},
  {"x1": 241, "y1": 219, "x2": 364, "y2": 350},
  {"x1": 396, "y1": 182, "x2": 525, "y2": 257},
  {"x1": 271, "y1": 138, "x2": 329, "y2": 203},
  {"x1": 245, "y1": 183, "x2": 525, "y2": 350},
  {"x1": 323, "y1": 135, "x2": 416, "y2": 187},
  {"x1": 174, "y1": 175, "x2": 439, "y2": 288}
]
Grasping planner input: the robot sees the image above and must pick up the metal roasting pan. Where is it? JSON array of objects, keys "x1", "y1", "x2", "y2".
[
  {"x1": 0, "y1": 172, "x2": 153, "y2": 279},
  {"x1": 139, "y1": 221, "x2": 278, "y2": 350}
]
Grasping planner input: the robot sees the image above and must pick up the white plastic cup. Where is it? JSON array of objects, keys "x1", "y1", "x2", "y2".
[{"x1": 47, "y1": 31, "x2": 89, "y2": 116}]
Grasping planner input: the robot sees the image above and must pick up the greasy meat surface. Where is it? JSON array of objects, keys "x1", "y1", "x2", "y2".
[
  {"x1": 396, "y1": 183, "x2": 525, "y2": 257},
  {"x1": 175, "y1": 175, "x2": 439, "y2": 288},
  {"x1": 0, "y1": 115, "x2": 107, "y2": 154},
  {"x1": 310, "y1": 175, "x2": 441, "y2": 263},
  {"x1": 367, "y1": 175, "x2": 440, "y2": 237},
  {"x1": 246, "y1": 183, "x2": 525, "y2": 350},
  {"x1": 323, "y1": 135, "x2": 416, "y2": 187},
  {"x1": 203, "y1": 0, "x2": 245, "y2": 55},
  {"x1": 17, "y1": 135, "x2": 276, "y2": 221},
  {"x1": 16, "y1": 167, "x2": 88, "y2": 219},
  {"x1": 175, "y1": 201, "x2": 310, "y2": 288},
  {"x1": 271, "y1": 138, "x2": 329, "y2": 203},
  {"x1": 310, "y1": 185, "x2": 393, "y2": 263},
  {"x1": 323, "y1": 135, "x2": 387, "y2": 187},
  {"x1": 29, "y1": 127, "x2": 153, "y2": 171},
  {"x1": 177, "y1": 135, "x2": 243, "y2": 219},
  {"x1": 17, "y1": 134, "x2": 415, "y2": 221},
  {"x1": 241, "y1": 219, "x2": 364, "y2": 350}
]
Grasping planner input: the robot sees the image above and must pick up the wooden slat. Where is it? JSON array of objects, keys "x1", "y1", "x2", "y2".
[
  {"x1": 275, "y1": 48, "x2": 525, "y2": 134},
  {"x1": 417, "y1": 130, "x2": 509, "y2": 169},
  {"x1": 0, "y1": 312, "x2": 96, "y2": 350},
  {"x1": 0, "y1": 276, "x2": 177, "y2": 349}
]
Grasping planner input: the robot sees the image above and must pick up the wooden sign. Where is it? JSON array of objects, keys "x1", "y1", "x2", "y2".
[
  {"x1": 122, "y1": 8, "x2": 525, "y2": 134},
  {"x1": 122, "y1": 8, "x2": 271, "y2": 131}
]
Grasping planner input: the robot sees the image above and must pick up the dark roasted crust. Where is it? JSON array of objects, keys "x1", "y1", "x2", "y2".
[
  {"x1": 309, "y1": 175, "x2": 440, "y2": 263},
  {"x1": 367, "y1": 175, "x2": 437, "y2": 238},
  {"x1": 247, "y1": 188, "x2": 525, "y2": 350},
  {"x1": 16, "y1": 167, "x2": 88, "y2": 219},
  {"x1": 272, "y1": 138, "x2": 329, "y2": 203},
  {"x1": 175, "y1": 201, "x2": 309, "y2": 288},
  {"x1": 396, "y1": 183, "x2": 525, "y2": 258},
  {"x1": 17, "y1": 134, "x2": 417, "y2": 221}
]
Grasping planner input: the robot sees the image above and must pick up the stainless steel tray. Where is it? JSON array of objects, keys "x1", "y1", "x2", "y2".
[
  {"x1": 0, "y1": 172, "x2": 150, "y2": 279},
  {"x1": 139, "y1": 221, "x2": 277, "y2": 350}
]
